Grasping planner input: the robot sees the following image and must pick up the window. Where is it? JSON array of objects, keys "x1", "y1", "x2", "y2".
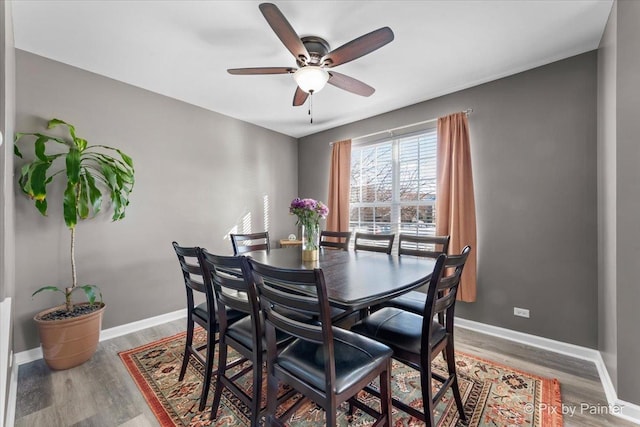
[{"x1": 349, "y1": 127, "x2": 437, "y2": 238}]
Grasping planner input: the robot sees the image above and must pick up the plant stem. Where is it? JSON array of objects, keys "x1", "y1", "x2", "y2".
[
  {"x1": 65, "y1": 287, "x2": 73, "y2": 312},
  {"x1": 68, "y1": 226, "x2": 77, "y2": 312}
]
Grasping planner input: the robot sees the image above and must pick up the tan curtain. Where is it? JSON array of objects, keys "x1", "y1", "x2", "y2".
[
  {"x1": 436, "y1": 113, "x2": 477, "y2": 302},
  {"x1": 326, "y1": 139, "x2": 352, "y2": 233}
]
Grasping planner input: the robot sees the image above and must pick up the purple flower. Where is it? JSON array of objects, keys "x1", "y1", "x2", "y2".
[
  {"x1": 289, "y1": 197, "x2": 329, "y2": 227},
  {"x1": 316, "y1": 202, "x2": 329, "y2": 217},
  {"x1": 290, "y1": 198, "x2": 303, "y2": 209}
]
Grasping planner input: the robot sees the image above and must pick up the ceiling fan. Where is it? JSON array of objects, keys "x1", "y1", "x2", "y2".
[{"x1": 228, "y1": 3, "x2": 394, "y2": 107}]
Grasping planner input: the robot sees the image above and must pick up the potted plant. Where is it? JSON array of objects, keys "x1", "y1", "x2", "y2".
[{"x1": 15, "y1": 118, "x2": 135, "y2": 370}]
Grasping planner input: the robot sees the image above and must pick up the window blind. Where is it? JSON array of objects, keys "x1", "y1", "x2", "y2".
[{"x1": 349, "y1": 127, "x2": 438, "y2": 246}]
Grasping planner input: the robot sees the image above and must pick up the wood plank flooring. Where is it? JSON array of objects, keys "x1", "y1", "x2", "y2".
[{"x1": 13, "y1": 319, "x2": 637, "y2": 426}]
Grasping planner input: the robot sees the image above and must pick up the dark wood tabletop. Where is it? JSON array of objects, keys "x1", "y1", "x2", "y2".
[{"x1": 247, "y1": 248, "x2": 436, "y2": 311}]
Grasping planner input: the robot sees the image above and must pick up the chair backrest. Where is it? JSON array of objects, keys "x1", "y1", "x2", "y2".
[
  {"x1": 230, "y1": 232, "x2": 270, "y2": 255},
  {"x1": 319, "y1": 230, "x2": 352, "y2": 250},
  {"x1": 172, "y1": 242, "x2": 215, "y2": 313},
  {"x1": 422, "y1": 246, "x2": 472, "y2": 344},
  {"x1": 199, "y1": 250, "x2": 259, "y2": 335},
  {"x1": 354, "y1": 232, "x2": 395, "y2": 254},
  {"x1": 398, "y1": 234, "x2": 450, "y2": 258},
  {"x1": 247, "y1": 258, "x2": 337, "y2": 385}
]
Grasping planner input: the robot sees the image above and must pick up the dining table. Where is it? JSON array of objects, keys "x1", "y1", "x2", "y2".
[{"x1": 246, "y1": 247, "x2": 436, "y2": 317}]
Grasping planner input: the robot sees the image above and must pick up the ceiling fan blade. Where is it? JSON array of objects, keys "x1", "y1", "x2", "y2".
[
  {"x1": 259, "y1": 3, "x2": 309, "y2": 62},
  {"x1": 228, "y1": 67, "x2": 296, "y2": 75},
  {"x1": 323, "y1": 27, "x2": 394, "y2": 68},
  {"x1": 328, "y1": 71, "x2": 375, "y2": 97},
  {"x1": 293, "y1": 86, "x2": 309, "y2": 106}
]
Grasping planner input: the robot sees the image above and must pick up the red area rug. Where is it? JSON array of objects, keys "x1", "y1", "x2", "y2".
[{"x1": 119, "y1": 329, "x2": 563, "y2": 426}]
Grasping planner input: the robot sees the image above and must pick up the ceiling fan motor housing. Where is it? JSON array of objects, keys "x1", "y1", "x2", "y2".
[{"x1": 298, "y1": 36, "x2": 331, "y2": 67}]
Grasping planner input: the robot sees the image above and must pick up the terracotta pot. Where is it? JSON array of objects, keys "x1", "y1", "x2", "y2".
[{"x1": 34, "y1": 302, "x2": 106, "y2": 370}]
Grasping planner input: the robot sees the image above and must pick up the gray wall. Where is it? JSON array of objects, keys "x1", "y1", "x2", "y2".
[
  {"x1": 597, "y1": 0, "x2": 618, "y2": 392},
  {"x1": 615, "y1": 0, "x2": 640, "y2": 406},
  {"x1": 299, "y1": 53, "x2": 598, "y2": 348},
  {"x1": 14, "y1": 51, "x2": 298, "y2": 352},
  {"x1": 1, "y1": 0, "x2": 16, "y2": 424},
  {"x1": 1, "y1": 0, "x2": 16, "y2": 301},
  {"x1": 596, "y1": 0, "x2": 640, "y2": 406}
]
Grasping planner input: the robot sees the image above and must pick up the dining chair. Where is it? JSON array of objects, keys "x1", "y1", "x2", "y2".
[
  {"x1": 382, "y1": 234, "x2": 450, "y2": 314},
  {"x1": 247, "y1": 257, "x2": 394, "y2": 427},
  {"x1": 319, "y1": 230, "x2": 352, "y2": 250},
  {"x1": 398, "y1": 233, "x2": 450, "y2": 258},
  {"x1": 230, "y1": 231, "x2": 270, "y2": 255},
  {"x1": 353, "y1": 231, "x2": 395, "y2": 254},
  {"x1": 350, "y1": 246, "x2": 471, "y2": 426},
  {"x1": 199, "y1": 250, "x2": 294, "y2": 425},
  {"x1": 171, "y1": 242, "x2": 247, "y2": 412}
]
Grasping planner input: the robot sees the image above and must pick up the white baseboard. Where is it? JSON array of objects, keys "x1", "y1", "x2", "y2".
[
  {"x1": 455, "y1": 317, "x2": 602, "y2": 361},
  {"x1": 13, "y1": 346, "x2": 42, "y2": 367},
  {"x1": 14, "y1": 308, "x2": 186, "y2": 365},
  {"x1": 616, "y1": 398, "x2": 640, "y2": 425},
  {"x1": 455, "y1": 317, "x2": 640, "y2": 426},
  {"x1": 99, "y1": 308, "x2": 187, "y2": 342},
  {"x1": 1, "y1": 298, "x2": 12, "y2": 427},
  {"x1": 5, "y1": 356, "x2": 17, "y2": 427},
  {"x1": 592, "y1": 350, "x2": 618, "y2": 405}
]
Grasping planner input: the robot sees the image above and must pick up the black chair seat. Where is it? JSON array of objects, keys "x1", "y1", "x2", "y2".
[
  {"x1": 380, "y1": 291, "x2": 426, "y2": 315},
  {"x1": 226, "y1": 316, "x2": 292, "y2": 350},
  {"x1": 192, "y1": 302, "x2": 208, "y2": 322},
  {"x1": 351, "y1": 307, "x2": 446, "y2": 355},
  {"x1": 193, "y1": 302, "x2": 246, "y2": 327},
  {"x1": 277, "y1": 327, "x2": 392, "y2": 395}
]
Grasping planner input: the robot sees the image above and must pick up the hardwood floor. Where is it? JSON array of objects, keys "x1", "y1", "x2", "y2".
[{"x1": 14, "y1": 319, "x2": 637, "y2": 427}]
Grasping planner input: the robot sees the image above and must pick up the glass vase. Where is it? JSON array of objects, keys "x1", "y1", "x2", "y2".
[{"x1": 301, "y1": 223, "x2": 320, "y2": 261}]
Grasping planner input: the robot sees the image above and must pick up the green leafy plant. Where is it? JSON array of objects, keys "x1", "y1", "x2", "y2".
[{"x1": 15, "y1": 118, "x2": 135, "y2": 312}]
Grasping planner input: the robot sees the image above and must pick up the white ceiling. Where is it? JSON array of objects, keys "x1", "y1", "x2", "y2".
[{"x1": 12, "y1": 0, "x2": 612, "y2": 138}]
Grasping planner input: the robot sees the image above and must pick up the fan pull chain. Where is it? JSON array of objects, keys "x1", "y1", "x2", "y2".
[{"x1": 308, "y1": 90, "x2": 314, "y2": 124}]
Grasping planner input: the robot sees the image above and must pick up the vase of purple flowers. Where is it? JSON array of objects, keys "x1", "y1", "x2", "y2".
[{"x1": 289, "y1": 197, "x2": 329, "y2": 261}]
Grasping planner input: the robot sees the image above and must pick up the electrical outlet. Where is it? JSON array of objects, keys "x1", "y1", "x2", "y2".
[{"x1": 514, "y1": 307, "x2": 530, "y2": 318}]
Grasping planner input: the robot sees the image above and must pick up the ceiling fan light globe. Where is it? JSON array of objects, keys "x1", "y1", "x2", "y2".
[{"x1": 293, "y1": 66, "x2": 329, "y2": 93}]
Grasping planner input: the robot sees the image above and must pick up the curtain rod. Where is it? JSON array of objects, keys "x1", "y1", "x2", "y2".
[{"x1": 330, "y1": 108, "x2": 473, "y2": 146}]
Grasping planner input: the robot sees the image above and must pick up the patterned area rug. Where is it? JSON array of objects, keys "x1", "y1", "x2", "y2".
[{"x1": 119, "y1": 329, "x2": 563, "y2": 426}]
